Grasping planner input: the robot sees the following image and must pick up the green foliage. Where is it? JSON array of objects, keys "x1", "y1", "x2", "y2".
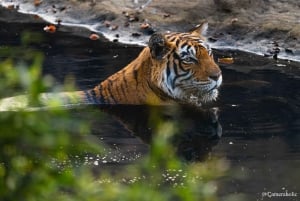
[
  {"x1": 0, "y1": 45, "x2": 99, "y2": 201},
  {"x1": 0, "y1": 33, "x2": 227, "y2": 201}
]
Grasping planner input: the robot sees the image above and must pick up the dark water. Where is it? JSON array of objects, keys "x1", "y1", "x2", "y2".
[{"x1": 1, "y1": 17, "x2": 300, "y2": 201}]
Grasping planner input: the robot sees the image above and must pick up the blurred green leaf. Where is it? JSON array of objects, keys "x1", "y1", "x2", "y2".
[{"x1": 0, "y1": 31, "x2": 228, "y2": 201}]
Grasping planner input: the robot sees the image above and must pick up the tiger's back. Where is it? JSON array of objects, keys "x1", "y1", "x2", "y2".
[
  {"x1": 0, "y1": 22, "x2": 222, "y2": 111},
  {"x1": 83, "y1": 21, "x2": 222, "y2": 107}
]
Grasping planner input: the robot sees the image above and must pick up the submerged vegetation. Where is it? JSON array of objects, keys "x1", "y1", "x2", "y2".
[{"x1": 0, "y1": 33, "x2": 228, "y2": 201}]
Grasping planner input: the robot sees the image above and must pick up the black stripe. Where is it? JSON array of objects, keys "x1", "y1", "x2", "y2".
[
  {"x1": 172, "y1": 65, "x2": 190, "y2": 88},
  {"x1": 173, "y1": 59, "x2": 178, "y2": 75},
  {"x1": 173, "y1": 52, "x2": 189, "y2": 73},
  {"x1": 133, "y1": 69, "x2": 139, "y2": 88},
  {"x1": 122, "y1": 70, "x2": 128, "y2": 87},
  {"x1": 175, "y1": 39, "x2": 180, "y2": 46},
  {"x1": 120, "y1": 83, "x2": 127, "y2": 98},
  {"x1": 146, "y1": 79, "x2": 170, "y2": 102},
  {"x1": 98, "y1": 84, "x2": 107, "y2": 104},
  {"x1": 166, "y1": 34, "x2": 172, "y2": 40},
  {"x1": 115, "y1": 84, "x2": 123, "y2": 101},
  {"x1": 84, "y1": 90, "x2": 93, "y2": 103},
  {"x1": 191, "y1": 38, "x2": 202, "y2": 43},
  {"x1": 165, "y1": 56, "x2": 175, "y2": 89},
  {"x1": 178, "y1": 62, "x2": 189, "y2": 73},
  {"x1": 133, "y1": 69, "x2": 138, "y2": 81},
  {"x1": 176, "y1": 74, "x2": 192, "y2": 84},
  {"x1": 180, "y1": 33, "x2": 189, "y2": 37},
  {"x1": 166, "y1": 63, "x2": 171, "y2": 78},
  {"x1": 90, "y1": 89, "x2": 101, "y2": 104},
  {"x1": 121, "y1": 71, "x2": 128, "y2": 99},
  {"x1": 169, "y1": 36, "x2": 177, "y2": 42},
  {"x1": 107, "y1": 79, "x2": 117, "y2": 104},
  {"x1": 90, "y1": 89, "x2": 96, "y2": 103},
  {"x1": 187, "y1": 45, "x2": 191, "y2": 52},
  {"x1": 171, "y1": 61, "x2": 178, "y2": 88},
  {"x1": 181, "y1": 42, "x2": 188, "y2": 49},
  {"x1": 173, "y1": 52, "x2": 180, "y2": 60},
  {"x1": 166, "y1": 32, "x2": 179, "y2": 39}
]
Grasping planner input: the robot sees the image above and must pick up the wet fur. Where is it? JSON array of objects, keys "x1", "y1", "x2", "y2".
[
  {"x1": 82, "y1": 22, "x2": 222, "y2": 106},
  {"x1": 0, "y1": 22, "x2": 222, "y2": 111}
]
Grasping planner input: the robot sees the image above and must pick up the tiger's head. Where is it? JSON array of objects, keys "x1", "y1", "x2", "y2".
[{"x1": 148, "y1": 22, "x2": 222, "y2": 106}]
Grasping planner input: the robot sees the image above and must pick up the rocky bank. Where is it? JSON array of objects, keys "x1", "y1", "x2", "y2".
[{"x1": 1, "y1": 0, "x2": 300, "y2": 61}]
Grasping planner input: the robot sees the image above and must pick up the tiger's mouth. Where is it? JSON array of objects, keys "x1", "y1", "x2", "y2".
[
  {"x1": 162, "y1": 75, "x2": 222, "y2": 107},
  {"x1": 184, "y1": 77, "x2": 222, "y2": 106},
  {"x1": 186, "y1": 88, "x2": 219, "y2": 107}
]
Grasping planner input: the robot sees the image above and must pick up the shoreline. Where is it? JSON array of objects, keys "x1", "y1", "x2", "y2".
[{"x1": 1, "y1": 1, "x2": 300, "y2": 62}]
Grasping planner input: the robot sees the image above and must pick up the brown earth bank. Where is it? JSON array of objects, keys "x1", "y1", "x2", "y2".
[{"x1": 1, "y1": 0, "x2": 300, "y2": 61}]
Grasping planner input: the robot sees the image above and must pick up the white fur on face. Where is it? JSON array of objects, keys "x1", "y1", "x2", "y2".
[{"x1": 158, "y1": 36, "x2": 221, "y2": 106}]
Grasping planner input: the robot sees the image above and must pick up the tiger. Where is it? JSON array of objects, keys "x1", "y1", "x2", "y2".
[{"x1": 0, "y1": 22, "x2": 222, "y2": 111}]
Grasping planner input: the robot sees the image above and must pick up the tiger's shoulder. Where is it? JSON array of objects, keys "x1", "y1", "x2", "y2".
[{"x1": 85, "y1": 21, "x2": 222, "y2": 107}]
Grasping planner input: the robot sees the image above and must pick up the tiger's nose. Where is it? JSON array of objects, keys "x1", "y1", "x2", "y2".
[{"x1": 209, "y1": 71, "x2": 222, "y2": 81}]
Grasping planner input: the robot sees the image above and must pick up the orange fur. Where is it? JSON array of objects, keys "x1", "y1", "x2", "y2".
[
  {"x1": 79, "y1": 22, "x2": 222, "y2": 107},
  {"x1": 89, "y1": 47, "x2": 167, "y2": 105},
  {"x1": 0, "y1": 22, "x2": 222, "y2": 111}
]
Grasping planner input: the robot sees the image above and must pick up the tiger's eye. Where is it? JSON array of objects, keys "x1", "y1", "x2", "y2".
[
  {"x1": 182, "y1": 57, "x2": 197, "y2": 64},
  {"x1": 184, "y1": 57, "x2": 192, "y2": 62}
]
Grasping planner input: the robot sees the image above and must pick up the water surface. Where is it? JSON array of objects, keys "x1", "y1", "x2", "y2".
[{"x1": 1, "y1": 18, "x2": 299, "y2": 201}]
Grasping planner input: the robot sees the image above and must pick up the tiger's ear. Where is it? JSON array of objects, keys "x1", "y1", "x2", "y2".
[
  {"x1": 189, "y1": 21, "x2": 208, "y2": 37},
  {"x1": 148, "y1": 33, "x2": 170, "y2": 60}
]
